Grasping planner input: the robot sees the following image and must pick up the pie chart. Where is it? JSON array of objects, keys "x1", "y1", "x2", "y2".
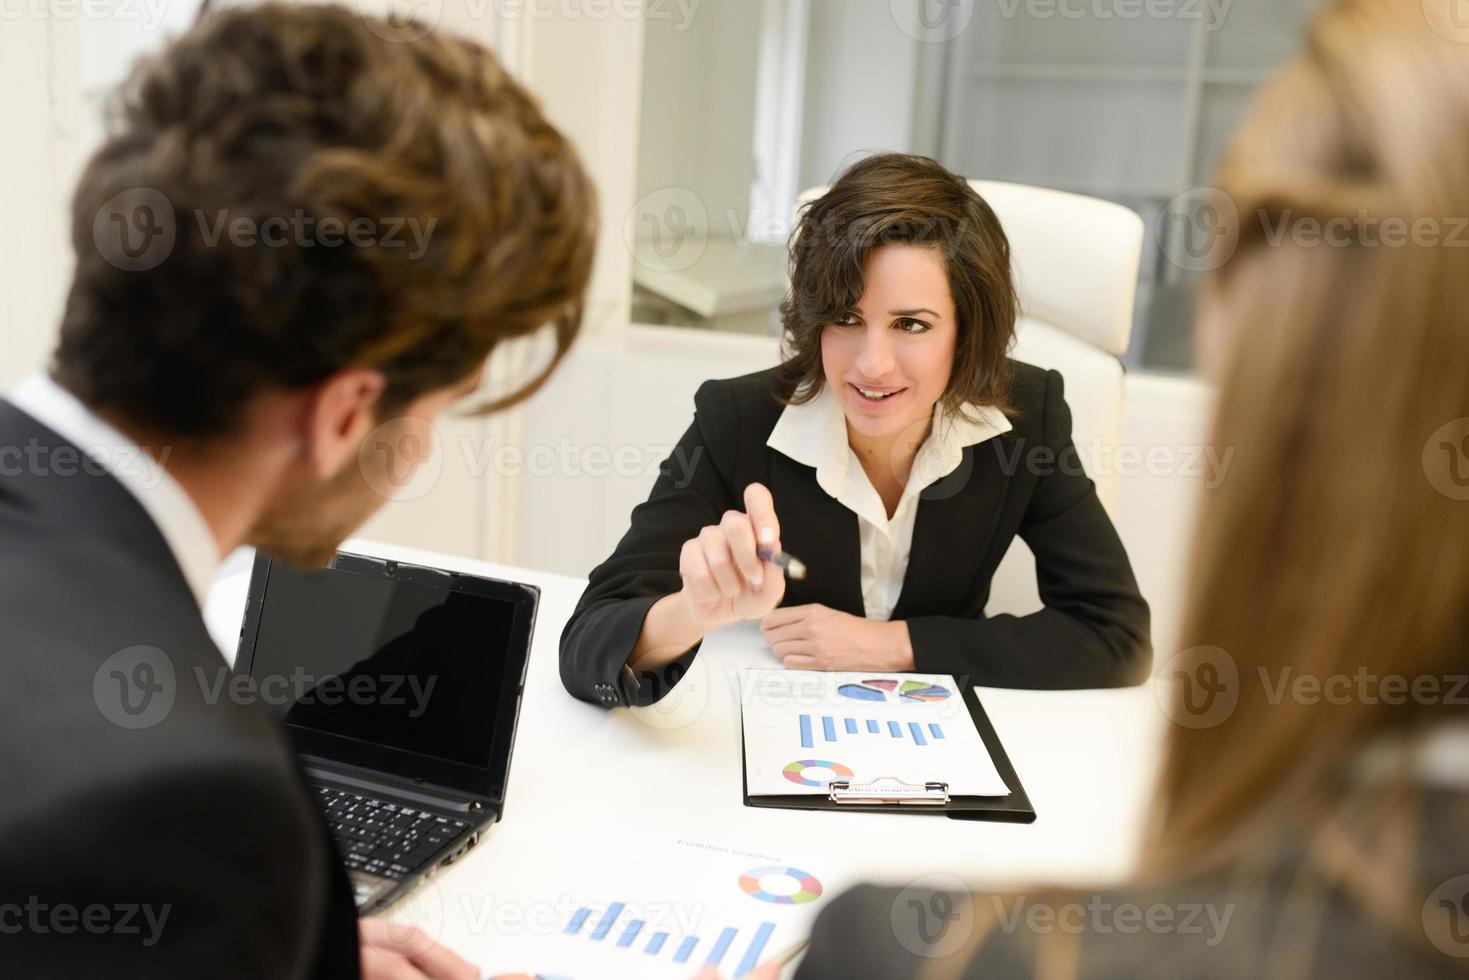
[
  {"x1": 739, "y1": 865, "x2": 824, "y2": 905},
  {"x1": 783, "y1": 759, "x2": 853, "y2": 787},
  {"x1": 837, "y1": 678, "x2": 951, "y2": 703}
]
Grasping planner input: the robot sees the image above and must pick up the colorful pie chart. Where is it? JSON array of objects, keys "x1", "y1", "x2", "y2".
[
  {"x1": 739, "y1": 865, "x2": 824, "y2": 905},
  {"x1": 837, "y1": 679, "x2": 952, "y2": 703},
  {"x1": 782, "y1": 759, "x2": 853, "y2": 787}
]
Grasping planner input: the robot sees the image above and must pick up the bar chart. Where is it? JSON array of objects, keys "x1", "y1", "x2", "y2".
[
  {"x1": 561, "y1": 900, "x2": 778, "y2": 977},
  {"x1": 798, "y1": 712, "x2": 945, "y2": 748}
]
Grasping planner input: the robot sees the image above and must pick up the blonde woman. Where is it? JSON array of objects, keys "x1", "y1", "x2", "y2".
[{"x1": 790, "y1": 0, "x2": 1469, "y2": 976}]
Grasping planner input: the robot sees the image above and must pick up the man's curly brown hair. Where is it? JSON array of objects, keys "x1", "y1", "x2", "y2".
[{"x1": 56, "y1": 3, "x2": 597, "y2": 438}]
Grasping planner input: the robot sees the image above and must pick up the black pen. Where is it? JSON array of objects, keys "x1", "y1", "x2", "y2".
[{"x1": 757, "y1": 547, "x2": 808, "y2": 581}]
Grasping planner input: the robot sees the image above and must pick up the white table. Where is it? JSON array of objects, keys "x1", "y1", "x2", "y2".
[{"x1": 206, "y1": 539, "x2": 1167, "y2": 970}]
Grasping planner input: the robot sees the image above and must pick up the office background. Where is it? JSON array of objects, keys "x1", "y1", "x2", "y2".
[{"x1": 0, "y1": 0, "x2": 1314, "y2": 668}]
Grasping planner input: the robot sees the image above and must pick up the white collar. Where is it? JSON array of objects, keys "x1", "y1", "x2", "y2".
[
  {"x1": 7, "y1": 373, "x2": 220, "y2": 609},
  {"x1": 767, "y1": 381, "x2": 1012, "y2": 514}
]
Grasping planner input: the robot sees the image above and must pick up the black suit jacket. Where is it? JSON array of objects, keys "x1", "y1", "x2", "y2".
[
  {"x1": 560, "y1": 362, "x2": 1151, "y2": 708},
  {"x1": 0, "y1": 401, "x2": 360, "y2": 978}
]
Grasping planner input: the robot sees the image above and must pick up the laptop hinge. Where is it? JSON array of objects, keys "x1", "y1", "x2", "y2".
[{"x1": 301, "y1": 758, "x2": 496, "y2": 817}]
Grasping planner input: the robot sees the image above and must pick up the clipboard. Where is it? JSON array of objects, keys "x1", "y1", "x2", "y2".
[{"x1": 741, "y1": 680, "x2": 1036, "y2": 823}]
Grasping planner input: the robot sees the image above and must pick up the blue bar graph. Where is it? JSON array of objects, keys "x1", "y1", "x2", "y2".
[
  {"x1": 706, "y1": 927, "x2": 738, "y2": 967},
  {"x1": 800, "y1": 714, "x2": 937, "y2": 746},
  {"x1": 674, "y1": 936, "x2": 699, "y2": 964},
  {"x1": 735, "y1": 922, "x2": 776, "y2": 977},
  {"x1": 591, "y1": 903, "x2": 623, "y2": 940},
  {"x1": 566, "y1": 898, "x2": 779, "y2": 977},
  {"x1": 565, "y1": 908, "x2": 590, "y2": 935},
  {"x1": 617, "y1": 919, "x2": 644, "y2": 948}
]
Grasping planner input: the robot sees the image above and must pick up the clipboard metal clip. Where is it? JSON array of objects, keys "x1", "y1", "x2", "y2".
[{"x1": 828, "y1": 776, "x2": 951, "y2": 806}]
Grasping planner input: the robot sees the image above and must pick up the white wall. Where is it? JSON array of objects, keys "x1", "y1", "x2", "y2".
[
  {"x1": 0, "y1": 1, "x2": 208, "y2": 388},
  {"x1": 636, "y1": 0, "x2": 763, "y2": 232},
  {"x1": 0, "y1": 16, "x2": 71, "y2": 387},
  {"x1": 799, "y1": 0, "x2": 923, "y2": 188}
]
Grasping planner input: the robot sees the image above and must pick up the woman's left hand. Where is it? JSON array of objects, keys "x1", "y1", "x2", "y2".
[{"x1": 760, "y1": 604, "x2": 915, "y2": 671}]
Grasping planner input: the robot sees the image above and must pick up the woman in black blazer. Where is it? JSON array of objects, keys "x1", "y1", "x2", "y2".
[{"x1": 560, "y1": 154, "x2": 1150, "y2": 708}]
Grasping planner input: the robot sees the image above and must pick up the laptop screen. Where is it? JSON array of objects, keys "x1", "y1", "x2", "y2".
[{"x1": 236, "y1": 552, "x2": 536, "y2": 801}]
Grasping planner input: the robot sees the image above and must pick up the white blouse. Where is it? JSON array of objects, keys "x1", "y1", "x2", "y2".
[{"x1": 765, "y1": 382, "x2": 1012, "y2": 620}]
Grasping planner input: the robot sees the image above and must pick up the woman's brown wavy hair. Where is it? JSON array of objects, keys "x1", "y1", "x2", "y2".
[{"x1": 775, "y1": 153, "x2": 1017, "y2": 417}]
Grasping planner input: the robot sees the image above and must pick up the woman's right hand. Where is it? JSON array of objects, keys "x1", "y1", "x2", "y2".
[{"x1": 675, "y1": 482, "x2": 787, "y2": 631}]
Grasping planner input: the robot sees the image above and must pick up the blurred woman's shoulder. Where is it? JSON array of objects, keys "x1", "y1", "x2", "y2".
[{"x1": 799, "y1": 782, "x2": 1469, "y2": 979}]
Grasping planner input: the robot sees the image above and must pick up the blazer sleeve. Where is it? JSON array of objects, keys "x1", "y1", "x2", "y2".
[
  {"x1": 1, "y1": 758, "x2": 347, "y2": 978},
  {"x1": 559, "y1": 379, "x2": 742, "y2": 707},
  {"x1": 906, "y1": 369, "x2": 1152, "y2": 688}
]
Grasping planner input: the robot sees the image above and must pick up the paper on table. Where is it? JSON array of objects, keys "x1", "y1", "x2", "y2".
[
  {"x1": 741, "y1": 669, "x2": 1009, "y2": 798},
  {"x1": 476, "y1": 829, "x2": 848, "y2": 980}
]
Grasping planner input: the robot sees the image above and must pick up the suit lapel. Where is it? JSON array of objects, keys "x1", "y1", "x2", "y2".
[
  {"x1": 767, "y1": 451, "x2": 863, "y2": 614},
  {"x1": 889, "y1": 438, "x2": 1014, "y2": 620}
]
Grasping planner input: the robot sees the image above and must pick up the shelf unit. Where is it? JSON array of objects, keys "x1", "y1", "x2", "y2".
[{"x1": 934, "y1": 1, "x2": 1316, "y2": 369}]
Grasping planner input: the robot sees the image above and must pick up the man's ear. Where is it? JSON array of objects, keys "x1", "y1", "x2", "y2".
[{"x1": 301, "y1": 367, "x2": 388, "y2": 480}]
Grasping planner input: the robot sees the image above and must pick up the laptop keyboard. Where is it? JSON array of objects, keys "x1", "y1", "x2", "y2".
[{"x1": 316, "y1": 785, "x2": 471, "y2": 880}]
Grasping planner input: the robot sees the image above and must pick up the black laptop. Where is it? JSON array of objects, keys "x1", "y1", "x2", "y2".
[{"x1": 234, "y1": 550, "x2": 537, "y2": 912}]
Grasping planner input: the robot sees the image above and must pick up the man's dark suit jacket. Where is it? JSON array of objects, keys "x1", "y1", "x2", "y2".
[
  {"x1": 0, "y1": 401, "x2": 359, "y2": 977},
  {"x1": 560, "y1": 361, "x2": 1151, "y2": 708}
]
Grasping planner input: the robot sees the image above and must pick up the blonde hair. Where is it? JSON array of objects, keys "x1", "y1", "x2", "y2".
[
  {"x1": 1152, "y1": 0, "x2": 1469, "y2": 873},
  {"x1": 927, "y1": 2, "x2": 1469, "y2": 975}
]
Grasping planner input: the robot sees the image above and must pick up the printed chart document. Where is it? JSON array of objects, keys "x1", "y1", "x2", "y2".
[
  {"x1": 475, "y1": 829, "x2": 848, "y2": 980},
  {"x1": 741, "y1": 669, "x2": 1010, "y2": 798}
]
